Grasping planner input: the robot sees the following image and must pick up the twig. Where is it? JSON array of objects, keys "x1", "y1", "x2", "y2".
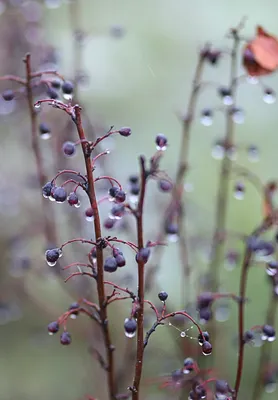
[
  {"x1": 131, "y1": 156, "x2": 148, "y2": 400},
  {"x1": 208, "y1": 30, "x2": 240, "y2": 293},
  {"x1": 233, "y1": 216, "x2": 273, "y2": 399},
  {"x1": 252, "y1": 288, "x2": 278, "y2": 399},
  {"x1": 74, "y1": 106, "x2": 116, "y2": 400}
]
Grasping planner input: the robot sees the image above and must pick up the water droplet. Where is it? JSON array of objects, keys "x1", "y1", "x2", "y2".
[
  {"x1": 180, "y1": 331, "x2": 186, "y2": 338},
  {"x1": 266, "y1": 266, "x2": 277, "y2": 276},
  {"x1": 46, "y1": 260, "x2": 56, "y2": 267},
  {"x1": 215, "y1": 304, "x2": 230, "y2": 322},
  {"x1": 167, "y1": 233, "x2": 179, "y2": 243},
  {"x1": 63, "y1": 93, "x2": 72, "y2": 101},
  {"x1": 246, "y1": 76, "x2": 259, "y2": 85},
  {"x1": 74, "y1": 201, "x2": 81, "y2": 208},
  {"x1": 44, "y1": 0, "x2": 62, "y2": 9},
  {"x1": 268, "y1": 336, "x2": 276, "y2": 342},
  {"x1": 34, "y1": 103, "x2": 41, "y2": 109},
  {"x1": 129, "y1": 194, "x2": 139, "y2": 204},
  {"x1": 211, "y1": 144, "x2": 224, "y2": 160},
  {"x1": 70, "y1": 314, "x2": 77, "y2": 320},
  {"x1": 125, "y1": 331, "x2": 136, "y2": 338},
  {"x1": 49, "y1": 195, "x2": 55, "y2": 202},
  {"x1": 58, "y1": 249, "x2": 63, "y2": 258},
  {"x1": 40, "y1": 132, "x2": 51, "y2": 140},
  {"x1": 234, "y1": 190, "x2": 244, "y2": 200},
  {"x1": 48, "y1": 332, "x2": 54, "y2": 336},
  {"x1": 263, "y1": 89, "x2": 276, "y2": 104},
  {"x1": 201, "y1": 115, "x2": 213, "y2": 126},
  {"x1": 247, "y1": 145, "x2": 259, "y2": 162},
  {"x1": 202, "y1": 350, "x2": 210, "y2": 356},
  {"x1": 231, "y1": 108, "x2": 245, "y2": 124},
  {"x1": 42, "y1": 193, "x2": 49, "y2": 199},
  {"x1": 223, "y1": 95, "x2": 233, "y2": 106},
  {"x1": 265, "y1": 382, "x2": 276, "y2": 393},
  {"x1": 86, "y1": 216, "x2": 94, "y2": 222},
  {"x1": 156, "y1": 145, "x2": 167, "y2": 151}
]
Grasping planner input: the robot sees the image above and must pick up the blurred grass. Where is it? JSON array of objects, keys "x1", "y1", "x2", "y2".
[{"x1": 1, "y1": 0, "x2": 278, "y2": 399}]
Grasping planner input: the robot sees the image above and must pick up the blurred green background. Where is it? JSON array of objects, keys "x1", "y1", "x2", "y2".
[{"x1": 1, "y1": 0, "x2": 278, "y2": 399}]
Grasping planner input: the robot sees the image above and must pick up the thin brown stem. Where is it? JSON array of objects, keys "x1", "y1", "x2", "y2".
[
  {"x1": 131, "y1": 156, "x2": 147, "y2": 400},
  {"x1": 252, "y1": 289, "x2": 278, "y2": 400},
  {"x1": 23, "y1": 53, "x2": 57, "y2": 247},
  {"x1": 234, "y1": 217, "x2": 273, "y2": 399},
  {"x1": 74, "y1": 106, "x2": 116, "y2": 400},
  {"x1": 209, "y1": 31, "x2": 240, "y2": 293}
]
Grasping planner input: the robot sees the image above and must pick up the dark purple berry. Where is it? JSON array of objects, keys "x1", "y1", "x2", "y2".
[
  {"x1": 104, "y1": 257, "x2": 118, "y2": 273},
  {"x1": 104, "y1": 218, "x2": 116, "y2": 229},
  {"x1": 215, "y1": 380, "x2": 229, "y2": 395},
  {"x1": 60, "y1": 331, "x2": 71, "y2": 345},
  {"x1": 124, "y1": 318, "x2": 137, "y2": 334},
  {"x1": 118, "y1": 127, "x2": 131, "y2": 137},
  {"x1": 115, "y1": 254, "x2": 126, "y2": 267},
  {"x1": 68, "y1": 302, "x2": 79, "y2": 317},
  {"x1": 45, "y1": 248, "x2": 60, "y2": 264},
  {"x1": 165, "y1": 222, "x2": 178, "y2": 235},
  {"x1": 115, "y1": 190, "x2": 126, "y2": 203},
  {"x1": 110, "y1": 204, "x2": 125, "y2": 219},
  {"x1": 62, "y1": 141, "x2": 76, "y2": 157},
  {"x1": 171, "y1": 369, "x2": 183, "y2": 382},
  {"x1": 243, "y1": 330, "x2": 255, "y2": 343},
  {"x1": 51, "y1": 80, "x2": 61, "y2": 89},
  {"x1": 85, "y1": 207, "x2": 94, "y2": 219},
  {"x1": 197, "y1": 292, "x2": 214, "y2": 309},
  {"x1": 42, "y1": 181, "x2": 53, "y2": 198},
  {"x1": 46, "y1": 87, "x2": 59, "y2": 99},
  {"x1": 202, "y1": 340, "x2": 212, "y2": 355},
  {"x1": 109, "y1": 186, "x2": 119, "y2": 198},
  {"x1": 218, "y1": 86, "x2": 232, "y2": 98},
  {"x1": 136, "y1": 247, "x2": 151, "y2": 264},
  {"x1": 67, "y1": 192, "x2": 79, "y2": 206},
  {"x1": 129, "y1": 175, "x2": 139, "y2": 184},
  {"x1": 53, "y1": 186, "x2": 67, "y2": 203},
  {"x1": 202, "y1": 48, "x2": 221, "y2": 65},
  {"x1": 199, "y1": 307, "x2": 212, "y2": 323},
  {"x1": 48, "y1": 321, "x2": 59, "y2": 334},
  {"x1": 61, "y1": 81, "x2": 74, "y2": 94},
  {"x1": 158, "y1": 179, "x2": 172, "y2": 192},
  {"x1": 158, "y1": 291, "x2": 168, "y2": 301},
  {"x1": 2, "y1": 89, "x2": 15, "y2": 101},
  {"x1": 39, "y1": 122, "x2": 51, "y2": 135},
  {"x1": 130, "y1": 183, "x2": 140, "y2": 196},
  {"x1": 198, "y1": 331, "x2": 209, "y2": 345},
  {"x1": 262, "y1": 324, "x2": 276, "y2": 340},
  {"x1": 183, "y1": 357, "x2": 194, "y2": 372},
  {"x1": 155, "y1": 133, "x2": 167, "y2": 149}
]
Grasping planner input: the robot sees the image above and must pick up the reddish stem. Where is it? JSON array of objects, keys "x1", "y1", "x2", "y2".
[
  {"x1": 23, "y1": 54, "x2": 58, "y2": 247},
  {"x1": 131, "y1": 156, "x2": 148, "y2": 399},
  {"x1": 74, "y1": 106, "x2": 116, "y2": 399}
]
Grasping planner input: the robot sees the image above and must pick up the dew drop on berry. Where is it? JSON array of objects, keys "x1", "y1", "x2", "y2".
[
  {"x1": 246, "y1": 75, "x2": 259, "y2": 85},
  {"x1": 167, "y1": 233, "x2": 179, "y2": 243},
  {"x1": 40, "y1": 132, "x2": 51, "y2": 140},
  {"x1": 180, "y1": 331, "x2": 186, "y2": 338},
  {"x1": 200, "y1": 114, "x2": 213, "y2": 126},
  {"x1": 265, "y1": 383, "x2": 277, "y2": 393},
  {"x1": 211, "y1": 143, "x2": 224, "y2": 160},
  {"x1": 34, "y1": 103, "x2": 41, "y2": 109},
  {"x1": 74, "y1": 201, "x2": 81, "y2": 208},
  {"x1": 63, "y1": 93, "x2": 73, "y2": 101},
  {"x1": 70, "y1": 314, "x2": 77, "y2": 320},
  {"x1": 222, "y1": 95, "x2": 233, "y2": 106},
  {"x1": 125, "y1": 330, "x2": 136, "y2": 338},
  {"x1": 47, "y1": 260, "x2": 56, "y2": 267},
  {"x1": 263, "y1": 89, "x2": 276, "y2": 104}
]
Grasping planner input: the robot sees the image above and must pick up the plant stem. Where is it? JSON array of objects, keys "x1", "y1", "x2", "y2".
[
  {"x1": 209, "y1": 32, "x2": 240, "y2": 293},
  {"x1": 131, "y1": 156, "x2": 147, "y2": 400},
  {"x1": 234, "y1": 217, "x2": 273, "y2": 399},
  {"x1": 24, "y1": 53, "x2": 57, "y2": 246},
  {"x1": 176, "y1": 54, "x2": 205, "y2": 305},
  {"x1": 74, "y1": 106, "x2": 116, "y2": 400},
  {"x1": 252, "y1": 290, "x2": 278, "y2": 400}
]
